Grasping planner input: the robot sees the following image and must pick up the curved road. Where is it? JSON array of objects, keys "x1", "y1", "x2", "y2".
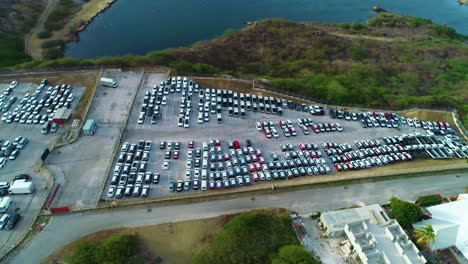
[{"x1": 9, "y1": 173, "x2": 468, "y2": 264}]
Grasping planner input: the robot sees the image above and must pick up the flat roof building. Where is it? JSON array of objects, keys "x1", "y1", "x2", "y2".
[
  {"x1": 320, "y1": 204, "x2": 426, "y2": 264},
  {"x1": 414, "y1": 194, "x2": 468, "y2": 263},
  {"x1": 52, "y1": 108, "x2": 72, "y2": 124}
]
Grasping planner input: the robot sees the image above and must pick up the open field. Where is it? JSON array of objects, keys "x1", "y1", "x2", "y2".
[{"x1": 43, "y1": 215, "x2": 224, "y2": 264}]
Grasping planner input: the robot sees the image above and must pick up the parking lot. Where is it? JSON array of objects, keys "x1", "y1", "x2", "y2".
[
  {"x1": 0, "y1": 80, "x2": 84, "y2": 256},
  {"x1": 101, "y1": 76, "x2": 466, "y2": 200}
]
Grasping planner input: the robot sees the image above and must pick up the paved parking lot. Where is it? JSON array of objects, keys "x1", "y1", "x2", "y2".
[
  {"x1": 0, "y1": 81, "x2": 83, "y2": 257},
  {"x1": 103, "y1": 76, "x2": 435, "y2": 200}
]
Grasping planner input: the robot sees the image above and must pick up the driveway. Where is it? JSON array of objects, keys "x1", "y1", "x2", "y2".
[{"x1": 8, "y1": 172, "x2": 468, "y2": 264}]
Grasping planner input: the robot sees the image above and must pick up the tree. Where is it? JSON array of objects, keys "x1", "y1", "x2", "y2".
[
  {"x1": 414, "y1": 222, "x2": 436, "y2": 245},
  {"x1": 389, "y1": 197, "x2": 423, "y2": 228},
  {"x1": 272, "y1": 245, "x2": 321, "y2": 264},
  {"x1": 67, "y1": 240, "x2": 97, "y2": 264},
  {"x1": 94, "y1": 234, "x2": 137, "y2": 264}
]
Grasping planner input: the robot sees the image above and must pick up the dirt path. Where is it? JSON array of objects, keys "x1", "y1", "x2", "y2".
[
  {"x1": 328, "y1": 32, "x2": 405, "y2": 42},
  {"x1": 27, "y1": 0, "x2": 59, "y2": 59}
]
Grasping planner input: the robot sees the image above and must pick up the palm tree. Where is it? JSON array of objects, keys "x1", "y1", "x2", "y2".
[{"x1": 415, "y1": 222, "x2": 436, "y2": 246}]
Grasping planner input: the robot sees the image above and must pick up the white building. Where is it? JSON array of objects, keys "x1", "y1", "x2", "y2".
[
  {"x1": 414, "y1": 194, "x2": 468, "y2": 263},
  {"x1": 320, "y1": 204, "x2": 426, "y2": 264}
]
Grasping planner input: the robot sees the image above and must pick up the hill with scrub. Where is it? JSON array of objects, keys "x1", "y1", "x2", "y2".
[
  {"x1": 13, "y1": 13, "x2": 468, "y2": 126},
  {"x1": 168, "y1": 14, "x2": 468, "y2": 124}
]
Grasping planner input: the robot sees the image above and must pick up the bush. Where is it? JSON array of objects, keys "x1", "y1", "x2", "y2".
[
  {"x1": 193, "y1": 211, "x2": 298, "y2": 264},
  {"x1": 271, "y1": 245, "x2": 321, "y2": 264},
  {"x1": 67, "y1": 240, "x2": 97, "y2": 264},
  {"x1": 416, "y1": 195, "x2": 443, "y2": 207},
  {"x1": 37, "y1": 31, "x2": 52, "y2": 39},
  {"x1": 94, "y1": 234, "x2": 137, "y2": 264},
  {"x1": 43, "y1": 48, "x2": 64, "y2": 59},
  {"x1": 351, "y1": 21, "x2": 364, "y2": 30},
  {"x1": 67, "y1": 233, "x2": 137, "y2": 264},
  {"x1": 347, "y1": 45, "x2": 369, "y2": 60},
  {"x1": 41, "y1": 39, "x2": 65, "y2": 49},
  {"x1": 389, "y1": 197, "x2": 423, "y2": 228}
]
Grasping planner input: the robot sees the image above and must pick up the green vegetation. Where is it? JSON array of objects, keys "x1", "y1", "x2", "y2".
[
  {"x1": 44, "y1": 0, "x2": 78, "y2": 32},
  {"x1": 414, "y1": 222, "x2": 436, "y2": 245},
  {"x1": 66, "y1": 233, "x2": 137, "y2": 264},
  {"x1": 271, "y1": 245, "x2": 321, "y2": 264},
  {"x1": 3, "y1": 12, "x2": 468, "y2": 127},
  {"x1": 389, "y1": 197, "x2": 424, "y2": 228},
  {"x1": 0, "y1": 1, "x2": 43, "y2": 67},
  {"x1": 416, "y1": 194, "x2": 444, "y2": 207},
  {"x1": 193, "y1": 210, "x2": 299, "y2": 264},
  {"x1": 37, "y1": 31, "x2": 52, "y2": 39}
]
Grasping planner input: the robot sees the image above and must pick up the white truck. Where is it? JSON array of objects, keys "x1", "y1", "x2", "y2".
[
  {"x1": 0, "y1": 197, "x2": 12, "y2": 213},
  {"x1": 8, "y1": 180, "x2": 35, "y2": 194},
  {"x1": 99, "y1": 77, "x2": 118, "y2": 88}
]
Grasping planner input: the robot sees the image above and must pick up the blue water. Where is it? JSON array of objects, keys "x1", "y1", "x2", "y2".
[{"x1": 65, "y1": 0, "x2": 468, "y2": 58}]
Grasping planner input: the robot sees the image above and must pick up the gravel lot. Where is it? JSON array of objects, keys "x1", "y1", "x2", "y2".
[
  {"x1": 103, "y1": 76, "x2": 431, "y2": 200},
  {"x1": 46, "y1": 70, "x2": 150, "y2": 209}
]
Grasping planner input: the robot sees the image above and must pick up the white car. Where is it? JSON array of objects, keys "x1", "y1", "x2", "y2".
[
  {"x1": 10, "y1": 81, "x2": 18, "y2": 89},
  {"x1": 0, "y1": 157, "x2": 6, "y2": 168},
  {"x1": 163, "y1": 160, "x2": 169, "y2": 170},
  {"x1": 255, "y1": 122, "x2": 262, "y2": 132},
  {"x1": 107, "y1": 186, "x2": 116, "y2": 198}
]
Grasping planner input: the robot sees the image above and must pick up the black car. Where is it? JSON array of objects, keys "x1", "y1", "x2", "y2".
[
  {"x1": 5, "y1": 214, "x2": 21, "y2": 230},
  {"x1": 14, "y1": 174, "x2": 30, "y2": 182}
]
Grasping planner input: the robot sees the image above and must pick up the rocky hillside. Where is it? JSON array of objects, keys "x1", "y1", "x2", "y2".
[{"x1": 0, "y1": 0, "x2": 45, "y2": 67}]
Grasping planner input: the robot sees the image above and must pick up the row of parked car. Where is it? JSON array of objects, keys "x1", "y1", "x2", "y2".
[
  {"x1": 0, "y1": 137, "x2": 29, "y2": 169},
  {"x1": 168, "y1": 139, "x2": 333, "y2": 193},
  {"x1": 108, "y1": 140, "x2": 160, "y2": 199},
  {"x1": 322, "y1": 140, "x2": 413, "y2": 172}
]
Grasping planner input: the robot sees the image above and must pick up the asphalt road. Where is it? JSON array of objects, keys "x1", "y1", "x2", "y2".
[{"x1": 8, "y1": 172, "x2": 467, "y2": 264}]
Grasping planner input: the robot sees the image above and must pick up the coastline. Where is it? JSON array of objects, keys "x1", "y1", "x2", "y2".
[
  {"x1": 27, "y1": 0, "x2": 116, "y2": 59},
  {"x1": 459, "y1": 0, "x2": 468, "y2": 4}
]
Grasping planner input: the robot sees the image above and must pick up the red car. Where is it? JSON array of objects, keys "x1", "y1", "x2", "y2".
[
  {"x1": 214, "y1": 139, "x2": 221, "y2": 146},
  {"x1": 255, "y1": 149, "x2": 262, "y2": 157},
  {"x1": 334, "y1": 164, "x2": 342, "y2": 172},
  {"x1": 258, "y1": 157, "x2": 265, "y2": 164},
  {"x1": 251, "y1": 154, "x2": 258, "y2": 162},
  {"x1": 251, "y1": 172, "x2": 259, "y2": 182},
  {"x1": 233, "y1": 140, "x2": 240, "y2": 149},
  {"x1": 254, "y1": 162, "x2": 262, "y2": 171},
  {"x1": 299, "y1": 143, "x2": 306, "y2": 151},
  {"x1": 173, "y1": 150, "x2": 179, "y2": 159},
  {"x1": 188, "y1": 141, "x2": 194, "y2": 148},
  {"x1": 248, "y1": 164, "x2": 255, "y2": 172}
]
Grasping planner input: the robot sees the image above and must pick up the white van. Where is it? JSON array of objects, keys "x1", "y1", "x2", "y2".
[
  {"x1": 201, "y1": 180, "x2": 208, "y2": 191},
  {"x1": 0, "y1": 197, "x2": 12, "y2": 213},
  {"x1": 202, "y1": 142, "x2": 208, "y2": 151},
  {"x1": 202, "y1": 159, "x2": 208, "y2": 169},
  {"x1": 0, "y1": 214, "x2": 10, "y2": 229}
]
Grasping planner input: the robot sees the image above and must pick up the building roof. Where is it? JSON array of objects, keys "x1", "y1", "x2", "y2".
[
  {"x1": 422, "y1": 195, "x2": 468, "y2": 258},
  {"x1": 413, "y1": 219, "x2": 459, "y2": 250},
  {"x1": 53, "y1": 108, "x2": 72, "y2": 120},
  {"x1": 321, "y1": 204, "x2": 426, "y2": 264}
]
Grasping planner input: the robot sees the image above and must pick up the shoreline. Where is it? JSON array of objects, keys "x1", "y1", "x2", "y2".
[
  {"x1": 67, "y1": 0, "x2": 117, "y2": 43},
  {"x1": 459, "y1": 0, "x2": 468, "y2": 4},
  {"x1": 27, "y1": 0, "x2": 117, "y2": 59}
]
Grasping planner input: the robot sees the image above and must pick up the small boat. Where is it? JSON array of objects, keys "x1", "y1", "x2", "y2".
[
  {"x1": 243, "y1": 21, "x2": 256, "y2": 25},
  {"x1": 372, "y1": 6, "x2": 387, "y2": 13}
]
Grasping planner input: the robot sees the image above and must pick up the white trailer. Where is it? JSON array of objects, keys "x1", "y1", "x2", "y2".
[
  {"x1": 8, "y1": 180, "x2": 35, "y2": 194},
  {"x1": 99, "y1": 77, "x2": 118, "y2": 88}
]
